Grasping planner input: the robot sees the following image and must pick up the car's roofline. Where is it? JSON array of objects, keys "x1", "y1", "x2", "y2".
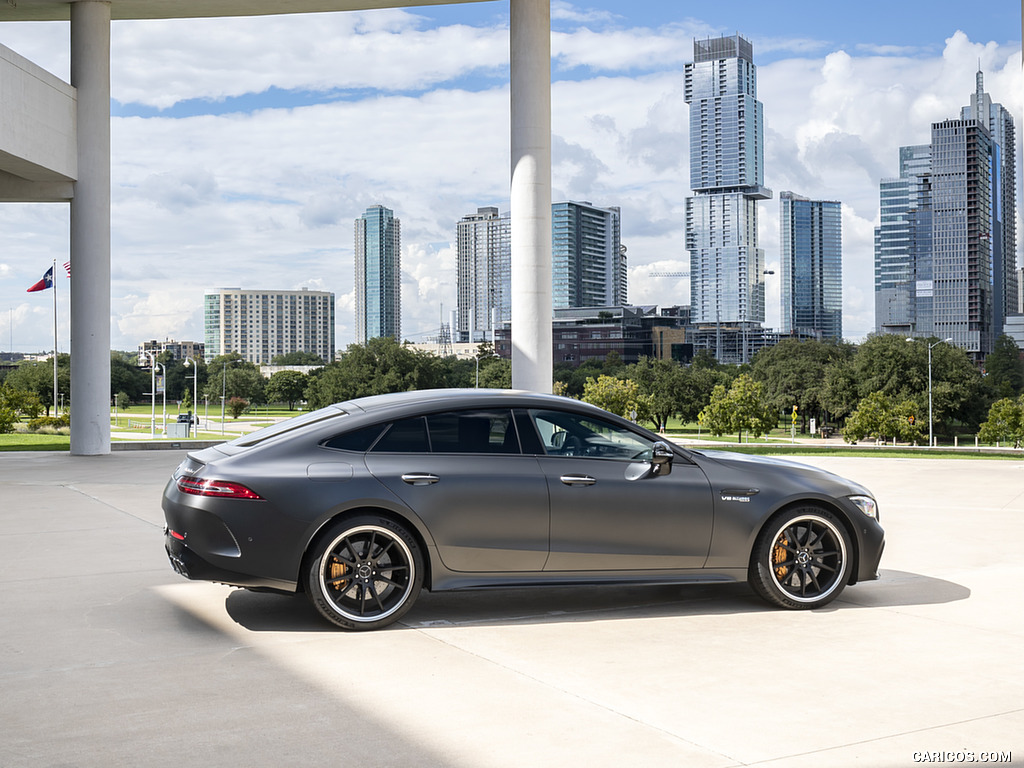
[{"x1": 336, "y1": 388, "x2": 585, "y2": 414}]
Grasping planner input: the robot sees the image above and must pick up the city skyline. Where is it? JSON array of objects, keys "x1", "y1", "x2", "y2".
[{"x1": 0, "y1": 1, "x2": 1020, "y2": 354}]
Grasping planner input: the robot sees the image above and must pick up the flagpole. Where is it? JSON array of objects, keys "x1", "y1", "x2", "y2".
[{"x1": 52, "y1": 259, "x2": 59, "y2": 415}]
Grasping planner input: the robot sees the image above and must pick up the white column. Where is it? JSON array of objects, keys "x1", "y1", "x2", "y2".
[
  {"x1": 70, "y1": 1, "x2": 112, "y2": 455},
  {"x1": 510, "y1": 0, "x2": 552, "y2": 393}
]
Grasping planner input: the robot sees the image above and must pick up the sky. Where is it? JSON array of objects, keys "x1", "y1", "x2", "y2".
[{"x1": 0, "y1": 0, "x2": 1021, "y2": 356}]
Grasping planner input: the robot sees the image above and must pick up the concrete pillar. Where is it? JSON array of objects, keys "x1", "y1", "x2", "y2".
[
  {"x1": 70, "y1": 1, "x2": 112, "y2": 455},
  {"x1": 509, "y1": 0, "x2": 552, "y2": 393}
]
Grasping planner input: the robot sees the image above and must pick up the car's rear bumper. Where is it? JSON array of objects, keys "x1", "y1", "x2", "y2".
[{"x1": 164, "y1": 528, "x2": 298, "y2": 593}]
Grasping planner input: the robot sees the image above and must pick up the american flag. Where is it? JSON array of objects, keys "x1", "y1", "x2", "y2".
[{"x1": 63, "y1": 261, "x2": 71, "y2": 277}]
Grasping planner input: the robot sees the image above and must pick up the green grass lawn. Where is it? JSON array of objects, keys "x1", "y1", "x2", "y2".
[{"x1": 0, "y1": 433, "x2": 71, "y2": 452}]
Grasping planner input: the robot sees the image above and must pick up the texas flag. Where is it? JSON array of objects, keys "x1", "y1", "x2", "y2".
[{"x1": 27, "y1": 266, "x2": 54, "y2": 293}]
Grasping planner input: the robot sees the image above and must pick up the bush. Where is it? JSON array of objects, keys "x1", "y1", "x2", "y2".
[{"x1": 28, "y1": 415, "x2": 71, "y2": 432}]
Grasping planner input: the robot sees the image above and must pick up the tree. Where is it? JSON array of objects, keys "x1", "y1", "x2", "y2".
[
  {"x1": 0, "y1": 383, "x2": 43, "y2": 433},
  {"x1": 3, "y1": 354, "x2": 70, "y2": 415},
  {"x1": 265, "y1": 370, "x2": 310, "y2": 410},
  {"x1": 842, "y1": 392, "x2": 923, "y2": 445},
  {"x1": 984, "y1": 336, "x2": 1024, "y2": 398},
  {"x1": 698, "y1": 374, "x2": 776, "y2": 441},
  {"x1": 581, "y1": 375, "x2": 651, "y2": 421},
  {"x1": 852, "y1": 335, "x2": 985, "y2": 436},
  {"x1": 304, "y1": 337, "x2": 445, "y2": 408},
  {"x1": 110, "y1": 353, "x2": 149, "y2": 403},
  {"x1": 226, "y1": 396, "x2": 249, "y2": 419},
  {"x1": 626, "y1": 357, "x2": 684, "y2": 430},
  {"x1": 271, "y1": 351, "x2": 327, "y2": 365},
  {"x1": 203, "y1": 354, "x2": 266, "y2": 406},
  {"x1": 752, "y1": 339, "x2": 854, "y2": 431},
  {"x1": 477, "y1": 358, "x2": 511, "y2": 389},
  {"x1": 978, "y1": 396, "x2": 1024, "y2": 448}
]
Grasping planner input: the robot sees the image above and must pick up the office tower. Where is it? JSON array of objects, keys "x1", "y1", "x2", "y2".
[
  {"x1": 874, "y1": 145, "x2": 933, "y2": 335},
  {"x1": 354, "y1": 205, "x2": 401, "y2": 344},
  {"x1": 780, "y1": 192, "x2": 843, "y2": 339},
  {"x1": 551, "y1": 201, "x2": 625, "y2": 309},
  {"x1": 961, "y1": 69, "x2": 1018, "y2": 332},
  {"x1": 203, "y1": 288, "x2": 335, "y2": 364},
  {"x1": 457, "y1": 206, "x2": 511, "y2": 343},
  {"x1": 684, "y1": 34, "x2": 771, "y2": 362},
  {"x1": 875, "y1": 72, "x2": 1017, "y2": 361}
]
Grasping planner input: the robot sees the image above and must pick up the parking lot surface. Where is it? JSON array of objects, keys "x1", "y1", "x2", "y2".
[{"x1": 1, "y1": 451, "x2": 1021, "y2": 767}]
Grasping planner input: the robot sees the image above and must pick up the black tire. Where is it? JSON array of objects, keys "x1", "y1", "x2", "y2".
[
  {"x1": 306, "y1": 514, "x2": 423, "y2": 631},
  {"x1": 749, "y1": 506, "x2": 852, "y2": 610}
]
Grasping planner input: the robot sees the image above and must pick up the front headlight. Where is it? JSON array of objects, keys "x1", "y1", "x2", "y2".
[{"x1": 849, "y1": 495, "x2": 878, "y2": 521}]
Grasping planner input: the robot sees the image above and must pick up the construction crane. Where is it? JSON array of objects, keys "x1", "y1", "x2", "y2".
[{"x1": 648, "y1": 271, "x2": 689, "y2": 278}]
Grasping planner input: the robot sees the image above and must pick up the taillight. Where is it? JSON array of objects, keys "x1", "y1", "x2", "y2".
[{"x1": 176, "y1": 476, "x2": 263, "y2": 500}]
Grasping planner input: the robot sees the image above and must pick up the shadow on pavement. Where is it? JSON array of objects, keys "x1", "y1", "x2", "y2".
[{"x1": 218, "y1": 568, "x2": 969, "y2": 632}]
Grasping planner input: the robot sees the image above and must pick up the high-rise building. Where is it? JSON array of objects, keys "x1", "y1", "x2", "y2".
[
  {"x1": 875, "y1": 71, "x2": 1017, "y2": 360},
  {"x1": 457, "y1": 206, "x2": 511, "y2": 343},
  {"x1": 551, "y1": 201, "x2": 625, "y2": 309},
  {"x1": 354, "y1": 204, "x2": 401, "y2": 344},
  {"x1": 780, "y1": 192, "x2": 843, "y2": 340},
  {"x1": 203, "y1": 288, "x2": 335, "y2": 364},
  {"x1": 961, "y1": 69, "x2": 1018, "y2": 333},
  {"x1": 684, "y1": 34, "x2": 771, "y2": 363},
  {"x1": 874, "y1": 145, "x2": 933, "y2": 335}
]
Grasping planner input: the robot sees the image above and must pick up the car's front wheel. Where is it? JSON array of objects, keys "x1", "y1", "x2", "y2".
[
  {"x1": 306, "y1": 515, "x2": 423, "y2": 630},
  {"x1": 750, "y1": 506, "x2": 851, "y2": 610}
]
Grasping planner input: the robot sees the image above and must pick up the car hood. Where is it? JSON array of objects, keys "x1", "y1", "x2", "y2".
[{"x1": 690, "y1": 449, "x2": 873, "y2": 497}]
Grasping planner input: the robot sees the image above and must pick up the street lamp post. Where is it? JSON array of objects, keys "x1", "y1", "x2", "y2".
[
  {"x1": 220, "y1": 359, "x2": 241, "y2": 435},
  {"x1": 908, "y1": 337, "x2": 953, "y2": 447},
  {"x1": 145, "y1": 351, "x2": 157, "y2": 438},
  {"x1": 156, "y1": 362, "x2": 167, "y2": 435},
  {"x1": 184, "y1": 356, "x2": 199, "y2": 438}
]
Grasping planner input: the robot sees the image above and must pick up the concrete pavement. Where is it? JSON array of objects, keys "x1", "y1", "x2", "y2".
[{"x1": 1, "y1": 451, "x2": 1021, "y2": 767}]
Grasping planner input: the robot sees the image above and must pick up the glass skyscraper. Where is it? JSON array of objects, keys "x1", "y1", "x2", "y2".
[
  {"x1": 684, "y1": 34, "x2": 771, "y2": 359},
  {"x1": 551, "y1": 201, "x2": 625, "y2": 309},
  {"x1": 874, "y1": 145, "x2": 933, "y2": 335},
  {"x1": 457, "y1": 206, "x2": 511, "y2": 343},
  {"x1": 874, "y1": 71, "x2": 1016, "y2": 361},
  {"x1": 780, "y1": 192, "x2": 843, "y2": 340},
  {"x1": 354, "y1": 204, "x2": 401, "y2": 344}
]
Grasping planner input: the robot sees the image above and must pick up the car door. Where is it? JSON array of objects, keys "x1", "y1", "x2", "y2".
[
  {"x1": 527, "y1": 408, "x2": 714, "y2": 571},
  {"x1": 363, "y1": 408, "x2": 549, "y2": 573}
]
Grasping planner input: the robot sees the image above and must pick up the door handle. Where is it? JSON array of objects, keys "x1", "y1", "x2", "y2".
[
  {"x1": 560, "y1": 474, "x2": 596, "y2": 486},
  {"x1": 401, "y1": 473, "x2": 439, "y2": 486}
]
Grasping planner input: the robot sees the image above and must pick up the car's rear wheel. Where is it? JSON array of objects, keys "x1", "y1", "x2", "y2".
[
  {"x1": 750, "y1": 506, "x2": 851, "y2": 610},
  {"x1": 306, "y1": 515, "x2": 423, "y2": 631}
]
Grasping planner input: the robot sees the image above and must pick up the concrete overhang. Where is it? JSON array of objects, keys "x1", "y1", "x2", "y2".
[
  {"x1": 0, "y1": 0, "x2": 495, "y2": 22},
  {"x1": 0, "y1": 42, "x2": 76, "y2": 197}
]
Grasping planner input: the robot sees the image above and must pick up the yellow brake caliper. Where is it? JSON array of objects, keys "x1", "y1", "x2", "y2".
[
  {"x1": 773, "y1": 534, "x2": 790, "y2": 579},
  {"x1": 330, "y1": 560, "x2": 350, "y2": 591}
]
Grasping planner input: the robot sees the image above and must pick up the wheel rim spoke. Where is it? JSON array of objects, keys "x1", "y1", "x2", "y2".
[
  {"x1": 770, "y1": 516, "x2": 846, "y2": 601},
  {"x1": 321, "y1": 526, "x2": 415, "y2": 622}
]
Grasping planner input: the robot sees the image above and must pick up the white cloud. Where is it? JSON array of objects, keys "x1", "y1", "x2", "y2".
[{"x1": 0, "y1": 14, "x2": 1020, "y2": 356}]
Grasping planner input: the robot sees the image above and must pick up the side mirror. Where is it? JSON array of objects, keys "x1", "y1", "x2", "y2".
[
  {"x1": 625, "y1": 440, "x2": 674, "y2": 481},
  {"x1": 650, "y1": 441, "x2": 674, "y2": 476}
]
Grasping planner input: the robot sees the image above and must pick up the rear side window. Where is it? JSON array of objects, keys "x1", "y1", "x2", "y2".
[
  {"x1": 372, "y1": 417, "x2": 430, "y2": 453},
  {"x1": 322, "y1": 424, "x2": 386, "y2": 452},
  {"x1": 427, "y1": 410, "x2": 519, "y2": 454}
]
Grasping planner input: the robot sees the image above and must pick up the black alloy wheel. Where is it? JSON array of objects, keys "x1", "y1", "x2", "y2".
[
  {"x1": 306, "y1": 515, "x2": 423, "y2": 631},
  {"x1": 750, "y1": 506, "x2": 851, "y2": 610}
]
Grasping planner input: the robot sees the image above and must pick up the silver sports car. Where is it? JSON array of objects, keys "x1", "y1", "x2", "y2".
[{"x1": 163, "y1": 389, "x2": 884, "y2": 630}]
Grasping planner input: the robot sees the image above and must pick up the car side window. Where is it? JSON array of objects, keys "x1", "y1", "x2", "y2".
[
  {"x1": 427, "y1": 409, "x2": 520, "y2": 454},
  {"x1": 372, "y1": 416, "x2": 430, "y2": 453},
  {"x1": 322, "y1": 424, "x2": 386, "y2": 452},
  {"x1": 528, "y1": 409, "x2": 654, "y2": 460}
]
